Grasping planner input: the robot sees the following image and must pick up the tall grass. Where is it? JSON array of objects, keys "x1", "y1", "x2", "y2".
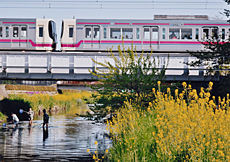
[
  {"x1": 0, "y1": 111, "x2": 7, "y2": 122},
  {"x1": 5, "y1": 84, "x2": 56, "y2": 91},
  {"x1": 9, "y1": 90, "x2": 93, "y2": 112},
  {"x1": 107, "y1": 82, "x2": 230, "y2": 161}
]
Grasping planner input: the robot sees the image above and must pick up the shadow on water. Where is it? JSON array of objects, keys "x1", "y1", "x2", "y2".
[{"x1": 0, "y1": 104, "x2": 112, "y2": 161}]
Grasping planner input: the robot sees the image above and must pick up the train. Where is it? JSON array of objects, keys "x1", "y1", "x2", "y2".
[
  {"x1": 0, "y1": 15, "x2": 230, "y2": 52},
  {"x1": 60, "y1": 15, "x2": 230, "y2": 52},
  {"x1": 0, "y1": 18, "x2": 57, "y2": 51}
]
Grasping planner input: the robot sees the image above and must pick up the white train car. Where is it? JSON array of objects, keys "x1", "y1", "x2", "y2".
[
  {"x1": 0, "y1": 18, "x2": 57, "y2": 51},
  {"x1": 60, "y1": 15, "x2": 230, "y2": 52}
]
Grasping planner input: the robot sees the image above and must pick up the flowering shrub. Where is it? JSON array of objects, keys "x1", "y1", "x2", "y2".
[{"x1": 107, "y1": 82, "x2": 230, "y2": 161}]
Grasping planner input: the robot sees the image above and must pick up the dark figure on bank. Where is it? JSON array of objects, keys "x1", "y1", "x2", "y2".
[{"x1": 43, "y1": 109, "x2": 49, "y2": 129}]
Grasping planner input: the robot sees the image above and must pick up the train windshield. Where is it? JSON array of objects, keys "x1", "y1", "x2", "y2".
[
  {"x1": 61, "y1": 21, "x2": 64, "y2": 38},
  {"x1": 48, "y1": 20, "x2": 57, "y2": 43}
]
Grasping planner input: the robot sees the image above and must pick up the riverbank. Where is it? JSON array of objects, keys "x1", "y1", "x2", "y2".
[{"x1": 0, "y1": 84, "x2": 94, "y2": 123}]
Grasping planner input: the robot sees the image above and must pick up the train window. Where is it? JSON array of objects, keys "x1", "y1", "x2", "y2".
[
  {"x1": 6, "y1": 27, "x2": 9, "y2": 37},
  {"x1": 94, "y1": 28, "x2": 99, "y2": 39},
  {"x1": 85, "y1": 28, "x2": 91, "y2": 38},
  {"x1": 0, "y1": 27, "x2": 2, "y2": 37},
  {"x1": 13, "y1": 27, "x2": 18, "y2": 37},
  {"x1": 229, "y1": 29, "x2": 230, "y2": 38},
  {"x1": 212, "y1": 28, "x2": 218, "y2": 39},
  {"x1": 203, "y1": 29, "x2": 209, "y2": 39},
  {"x1": 222, "y1": 29, "x2": 225, "y2": 39},
  {"x1": 144, "y1": 28, "x2": 150, "y2": 39},
  {"x1": 136, "y1": 28, "x2": 139, "y2": 39},
  {"x1": 196, "y1": 28, "x2": 199, "y2": 39},
  {"x1": 151, "y1": 28, "x2": 158, "y2": 39},
  {"x1": 39, "y1": 27, "x2": 43, "y2": 37},
  {"x1": 21, "y1": 27, "x2": 27, "y2": 38},
  {"x1": 122, "y1": 28, "x2": 133, "y2": 39},
  {"x1": 169, "y1": 28, "x2": 180, "y2": 39},
  {"x1": 104, "y1": 28, "x2": 107, "y2": 39},
  {"x1": 110, "y1": 28, "x2": 121, "y2": 39},
  {"x1": 69, "y1": 27, "x2": 73, "y2": 38},
  {"x1": 162, "y1": 28, "x2": 165, "y2": 39},
  {"x1": 181, "y1": 28, "x2": 192, "y2": 39}
]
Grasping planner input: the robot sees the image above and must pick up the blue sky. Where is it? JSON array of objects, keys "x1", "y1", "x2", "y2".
[{"x1": 0, "y1": 0, "x2": 229, "y2": 49}]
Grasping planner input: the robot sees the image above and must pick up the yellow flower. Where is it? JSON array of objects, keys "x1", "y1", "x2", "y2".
[
  {"x1": 167, "y1": 87, "x2": 170, "y2": 93},
  {"x1": 87, "y1": 149, "x2": 90, "y2": 153},
  {"x1": 157, "y1": 81, "x2": 161, "y2": 85},
  {"x1": 182, "y1": 82, "x2": 187, "y2": 88},
  {"x1": 94, "y1": 141, "x2": 98, "y2": 145},
  {"x1": 152, "y1": 131, "x2": 155, "y2": 136},
  {"x1": 209, "y1": 81, "x2": 213, "y2": 88},
  {"x1": 147, "y1": 107, "x2": 150, "y2": 112},
  {"x1": 175, "y1": 89, "x2": 178, "y2": 96},
  {"x1": 149, "y1": 102, "x2": 152, "y2": 106}
]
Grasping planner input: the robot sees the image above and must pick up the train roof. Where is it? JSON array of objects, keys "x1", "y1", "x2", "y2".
[
  {"x1": 0, "y1": 18, "x2": 36, "y2": 21},
  {"x1": 0, "y1": 18, "x2": 55, "y2": 22},
  {"x1": 0, "y1": 18, "x2": 36, "y2": 25},
  {"x1": 74, "y1": 18, "x2": 229, "y2": 26},
  {"x1": 154, "y1": 15, "x2": 209, "y2": 20}
]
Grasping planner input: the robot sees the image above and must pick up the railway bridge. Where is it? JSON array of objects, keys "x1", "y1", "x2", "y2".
[{"x1": 0, "y1": 51, "x2": 222, "y2": 82}]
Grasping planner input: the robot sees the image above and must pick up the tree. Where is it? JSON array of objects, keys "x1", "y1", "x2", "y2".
[
  {"x1": 187, "y1": 0, "x2": 230, "y2": 74},
  {"x1": 187, "y1": 38, "x2": 230, "y2": 75},
  {"x1": 223, "y1": 0, "x2": 230, "y2": 22},
  {"x1": 86, "y1": 44, "x2": 170, "y2": 121},
  {"x1": 186, "y1": 0, "x2": 230, "y2": 96}
]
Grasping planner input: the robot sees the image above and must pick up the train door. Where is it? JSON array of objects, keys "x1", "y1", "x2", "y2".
[
  {"x1": 84, "y1": 26, "x2": 100, "y2": 49},
  {"x1": 11, "y1": 26, "x2": 20, "y2": 48},
  {"x1": 92, "y1": 26, "x2": 100, "y2": 49},
  {"x1": 11, "y1": 26, "x2": 27, "y2": 48},
  {"x1": 202, "y1": 27, "x2": 218, "y2": 40},
  {"x1": 38, "y1": 25, "x2": 44, "y2": 47},
  {"x1": 142, "y1": 26, "x2": 159, "y2": 50},
  {"x1": 20, "y1": 26, "x2": 27, "y2": 48}
]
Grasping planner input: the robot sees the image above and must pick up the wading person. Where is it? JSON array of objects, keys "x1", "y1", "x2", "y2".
[
  {"x1": 27, "y1": 108, "x2": 34, "y2": 126},
  {"x1": 43, "y1": 109, "x2": 49, "y2": 129},
  {"x1": 10, "y1": 112, "x2": 19, "y2": 128}
]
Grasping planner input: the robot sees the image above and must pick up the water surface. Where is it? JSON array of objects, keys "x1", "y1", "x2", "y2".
[{"x1": 0, "y1": 105, "x2": 111, "y2": 161}]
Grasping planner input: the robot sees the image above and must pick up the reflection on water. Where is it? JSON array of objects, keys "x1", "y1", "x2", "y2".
[{"x1": 0, "y1": 104, "x2": 112, "y2": 161}]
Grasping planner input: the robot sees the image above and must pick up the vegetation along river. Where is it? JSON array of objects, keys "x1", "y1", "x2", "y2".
[{"x1": 0, "y1": 104, "x2": 112, "y2": 161}]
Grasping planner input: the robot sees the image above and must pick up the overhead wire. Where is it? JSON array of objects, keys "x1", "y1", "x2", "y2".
[{"x1": 0, "y1": 0, "x2": 226, "y2": 10}]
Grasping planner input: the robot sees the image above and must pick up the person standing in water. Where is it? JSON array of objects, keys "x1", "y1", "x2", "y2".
[
  {"x1": 27, "y1": 108, "x2": 34, "y2": 126},
  {"x1": 10, "y1": 112, "x2": 19, "y2": 128},
  {"x1": 43, "y1": 109, "x2": 49, "y2": 129}
]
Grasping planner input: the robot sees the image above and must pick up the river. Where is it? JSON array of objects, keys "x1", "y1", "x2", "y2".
[{"x1": 0, "y1": 104, "x2": 112, "y2": 161}]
